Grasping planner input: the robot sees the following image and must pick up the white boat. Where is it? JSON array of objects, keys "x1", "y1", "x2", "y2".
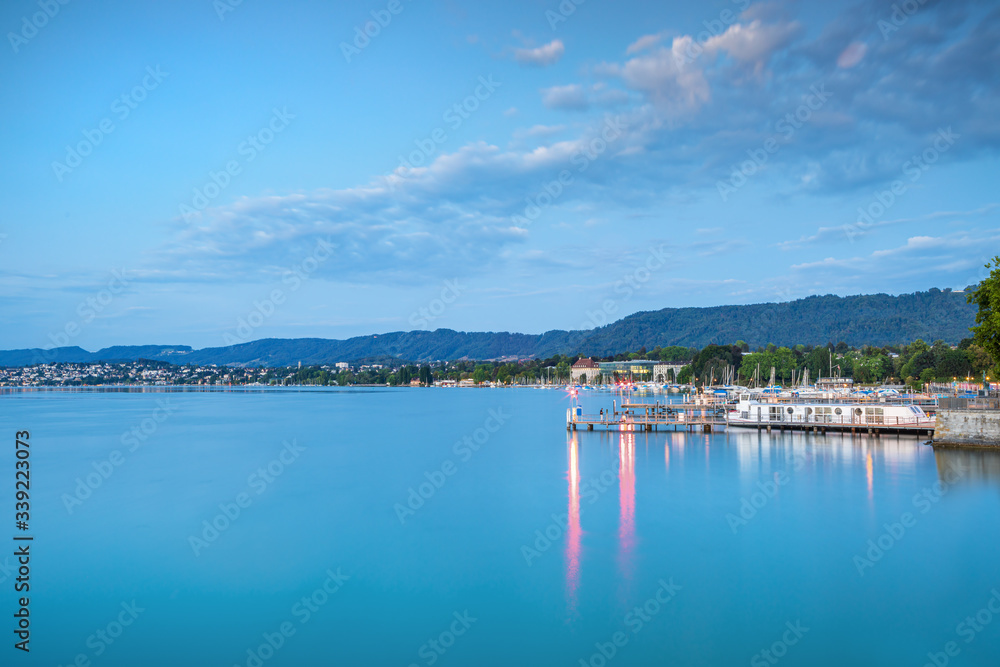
[{"x1": 728, "y1": 394, "x2": 935, "y2": 429}]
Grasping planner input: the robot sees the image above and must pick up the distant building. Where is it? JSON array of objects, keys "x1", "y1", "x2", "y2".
[
  {"x1": 598, "y1": 360, "x2": 657, "y2": 381},
  {"x1": 335, "y1": 362, "x2": 349, "y2": 370},
  {"x1": 653, "y1": 363, "x2": 686, "y2": 383},
  {"x1": 571, "y1": 358, "x2": 600, "y2": 384}
]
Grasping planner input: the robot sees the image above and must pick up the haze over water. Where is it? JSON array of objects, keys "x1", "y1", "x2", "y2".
[{"x1": 4, "y1": 387, "x2": 1000, "y2": 666}]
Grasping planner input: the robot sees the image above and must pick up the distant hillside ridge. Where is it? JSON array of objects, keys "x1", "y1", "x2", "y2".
[{"x1": 0, "y1": 289, "x2": 976, "y2": 367}]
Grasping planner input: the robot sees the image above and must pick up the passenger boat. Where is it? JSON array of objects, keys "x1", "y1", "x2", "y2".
[{"x1": 728, "y1": 394, "x2": 935, "y2": 429}]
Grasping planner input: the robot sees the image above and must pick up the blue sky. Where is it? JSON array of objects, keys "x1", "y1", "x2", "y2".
[{"x1": 1, "y1": 0, "x2": 998, "y2": 350}]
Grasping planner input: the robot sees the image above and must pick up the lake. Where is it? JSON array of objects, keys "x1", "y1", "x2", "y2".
[{"x1": 2, "y1": 386, "x2": 999, "y2": 666}]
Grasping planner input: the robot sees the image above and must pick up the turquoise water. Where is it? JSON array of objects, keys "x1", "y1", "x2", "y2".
[{"x1": 2, "y1": 387, "x2": 999, "y2": 666}]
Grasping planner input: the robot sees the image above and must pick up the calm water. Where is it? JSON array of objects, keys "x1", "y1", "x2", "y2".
[{"x1": 2, "y1": 387, "x2": 999, "y2": 666}]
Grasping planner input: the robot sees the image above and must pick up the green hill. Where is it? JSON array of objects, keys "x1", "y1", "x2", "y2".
[{"x1": 0, "y1": 289, "x2": 976, "y2": 366}]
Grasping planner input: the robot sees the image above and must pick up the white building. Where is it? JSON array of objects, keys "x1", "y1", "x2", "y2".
[
  {"x1": 571, "y1": 358, "x2": 600, "y2": 384},
  {"x1": 653, "y1": 364, "x2": 686, "y2": 383}
]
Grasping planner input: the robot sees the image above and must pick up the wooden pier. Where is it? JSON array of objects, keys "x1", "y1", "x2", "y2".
[
  {"x1": 566, "y1": 401, "x2": 936, "y2": 436},
  {"x1": 567, "y1": 402, "x2": 726, "y2": 433}
]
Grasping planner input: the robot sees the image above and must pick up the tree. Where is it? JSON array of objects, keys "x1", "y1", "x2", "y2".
[
  {"x1": 692, "y1": 344, "x2": 742, "y2": 380},
  {"x1": 803, "y1": 347, "x2": 831, "y2": 379},
  {"x1": 901, "y1": 350, "x2": 935, "y2": 380},
  {"x1": 774, "y1": 347, "x2": 795, "y2": 383},
  {"x1": 936, "y1": 349, "x2": 971, "y2": 379},
  {"x1": 967, "y1": 256, "x2": 1000, "y2": 374},
  {"x1": 738, "y1": 352, "x2": 767, "y2": 384},
  {"x1": 677, "y1": 365, "x2": 693, "y2": 383},
  {"x1": 854, "y1": 354, "x2": 888, "y2": 383},
  {"x1": 419, "y1": 365, "x2": 432, "y2": 386}
]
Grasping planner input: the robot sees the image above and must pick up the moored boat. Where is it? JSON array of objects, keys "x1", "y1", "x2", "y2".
[{"x1": 728, "y1": 395, "x2": 935, "y2": 429}]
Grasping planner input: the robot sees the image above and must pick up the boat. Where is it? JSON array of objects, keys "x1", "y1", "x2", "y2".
[{"x1": 728, "y1": 393, "x2": 936, "y2": 429}]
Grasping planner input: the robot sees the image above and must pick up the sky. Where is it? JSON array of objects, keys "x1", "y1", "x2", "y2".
[{"x1": 1, "y1": 0, "x2": 998, "y2": 351}]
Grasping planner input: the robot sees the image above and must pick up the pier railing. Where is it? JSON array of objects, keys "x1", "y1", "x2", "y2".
[{"x1": 937, "y1": 397, "x2": 1000, "y2": 410}]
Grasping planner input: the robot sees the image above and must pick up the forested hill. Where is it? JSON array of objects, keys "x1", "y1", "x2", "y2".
[
  {"x1": 575, "y1": 289, "x2": 976, "y2": 354},
  {"x1": 0, "y1": 289, "x2": 977, "y2": 366}
]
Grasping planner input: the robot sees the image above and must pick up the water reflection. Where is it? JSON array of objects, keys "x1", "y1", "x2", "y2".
[
  {"x1": 933, "y1": 446, "x2": 1000, "y2": 484},
  {"x1": 729, "y1": 430, "x2": 924, "y2": 480},
  {"x1": 618, "y1": 432, "x2": 636, "y2": 593},
  {"x1": 566, "y1": 434, "x2": 581, "y2": 613},
  {"x1": 866, "y1": 449, "x2": 874, "y2": 502}
]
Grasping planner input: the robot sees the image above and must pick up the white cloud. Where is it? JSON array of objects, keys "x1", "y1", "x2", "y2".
[
  {"x1": 514, "y1": 39, "x2": 565, "y2": 66},
  {"x1": 540, "y1": 82, "x2": 630, "y2": 111},
  {"x1": 512, "y1": 124, "x2": 566, "y2": 142},
  {"x1": 778, "y1": 204, "x2": 1000, "y2": 249},
  {"x1": 626, "y1": 32, "x2": 667, "y2": 55},
  {"x1": 788, "y1": 229, "x2": 1000, "y2": 284},
  {"x1": 837, "y1": 41, "x2": 867, "y2": 69},
  {"x1": 541, "y1": 84, "x2": 589, "y2": 110},
  {"x1": 703, "y1": 19, "x2": 801, "y2": 66},
  {"x1": 611, "y1": 37, "x2": 711, "y2": 114}
]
